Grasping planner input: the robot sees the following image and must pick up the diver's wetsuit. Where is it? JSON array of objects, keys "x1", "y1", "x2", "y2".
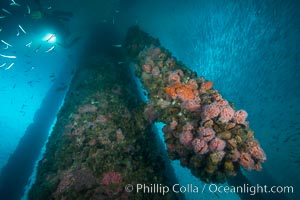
[
  {"x1": 34, "y1": 0, "x2": 43, "y2": 11},
  {"x1": 31, "y1": 0, "x2": 81, "y2": 48}
]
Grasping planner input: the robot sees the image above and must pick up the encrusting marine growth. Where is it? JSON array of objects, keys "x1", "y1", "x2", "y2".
[
  {"x1": 125, "y1": 26, "x2": 266, "y2": 183},
  {"x1": 29, "y1": 26, "x2": 266, "y2": 199},
  {"x1": 28, "y1": 41, "x2": 175, "y2": 199}
]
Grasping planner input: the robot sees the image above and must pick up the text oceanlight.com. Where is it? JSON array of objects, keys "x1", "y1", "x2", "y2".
[{"x1": 125, "y1": 183, "x2": 294, "y2": 196}]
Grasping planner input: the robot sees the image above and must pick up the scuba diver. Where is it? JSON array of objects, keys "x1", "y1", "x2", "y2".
[
  {"x1": 30, "y1": 0, "x2": 83, "y2": 48},
  {"x1": 0, "y1": 0, "x2": 82, "y2": 51}
]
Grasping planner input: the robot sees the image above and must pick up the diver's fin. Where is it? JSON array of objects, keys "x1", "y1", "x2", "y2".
[{"x1": 34, "y1": 0, "x2": 42, "y2": 10}]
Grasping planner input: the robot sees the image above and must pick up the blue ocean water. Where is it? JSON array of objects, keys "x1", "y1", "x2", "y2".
[
  {"x1": 122, "y1": 0, "x2": 300, "y2": 199},
  {"x1": 0, "y1": 0, "x2": 299, "y2": 199}
]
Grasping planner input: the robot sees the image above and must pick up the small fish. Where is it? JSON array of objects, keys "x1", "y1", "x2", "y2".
[
  {"x1": 18, "y1": 24, "x2": 26, "y2": 34},
  {"x1": 1, "y1": 40, "x2": 13, "y2": 47},
  {"x1": 10, "y1": 0, "x2": 20, "y2": 6},
  {"x1": 283, "y1": 136, "x2": 292, "y2": 143},
  {"x1": 46, "y1": 34, "x2": 55, "y2": 42},
  {"x1": 0, "y1": 63, "x2": 6, "y2": 68},
  {"x1": 283, "y1": 133, "x2": 299, "y2": 143},
  {"x1": 294, "y1": 160, "x2": 300, "y2": 166},
  {"x1": 34, "y1": 44, "x2": 41, "y2": 52},
  {"x1": 5, "y1": 62, "x2": 14, "y2": 70},
  {"x1": 2, "y1": 9, "x2": 12, "y2": 15},
  {"x1": 0, "y1": 16, "x2": 6, "y2": 19},
  {"x1": 117, "y1": 61, "x2": 125, "y2": 65},
  {"x1": 214, "y1": 192, "x2": 221, "y2": 198},
  {"x1": 45, "y1": 45, "x2": 55, "y2": 53},
  {"x1": 0, "y1": 53, "x2": 16, "y2": 58},
  {"x1": 112, "y1": 16, "x2": 115, "y2": 24},
  {"x1": 112, "y1": 44, "x2": 122, "y2": 47},
  {"x1": 25, "y1": 41, "x2": 32, "y2": 47},
  {"x1": 26, "y1": 5, "x2": 30, "y2": 14},
  {"x1": 16, "y1": 29, "x2": 20, "y2": 36}
]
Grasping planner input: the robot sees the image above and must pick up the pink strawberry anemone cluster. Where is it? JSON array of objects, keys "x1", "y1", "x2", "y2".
[{"x1": 126, "y1": 26, "x2": 266, "y2": 183}]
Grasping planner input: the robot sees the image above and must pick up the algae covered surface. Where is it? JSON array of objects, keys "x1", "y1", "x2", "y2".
[
  {"x1": 125, "y1": 26, "x2": 266, "y2": 183},
  {"x1": 28, "y1": 49, "x2": 175, "y2": 199},
  {"x1": 29, "y1": 26, "x2": 267, "y2": 199}
]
